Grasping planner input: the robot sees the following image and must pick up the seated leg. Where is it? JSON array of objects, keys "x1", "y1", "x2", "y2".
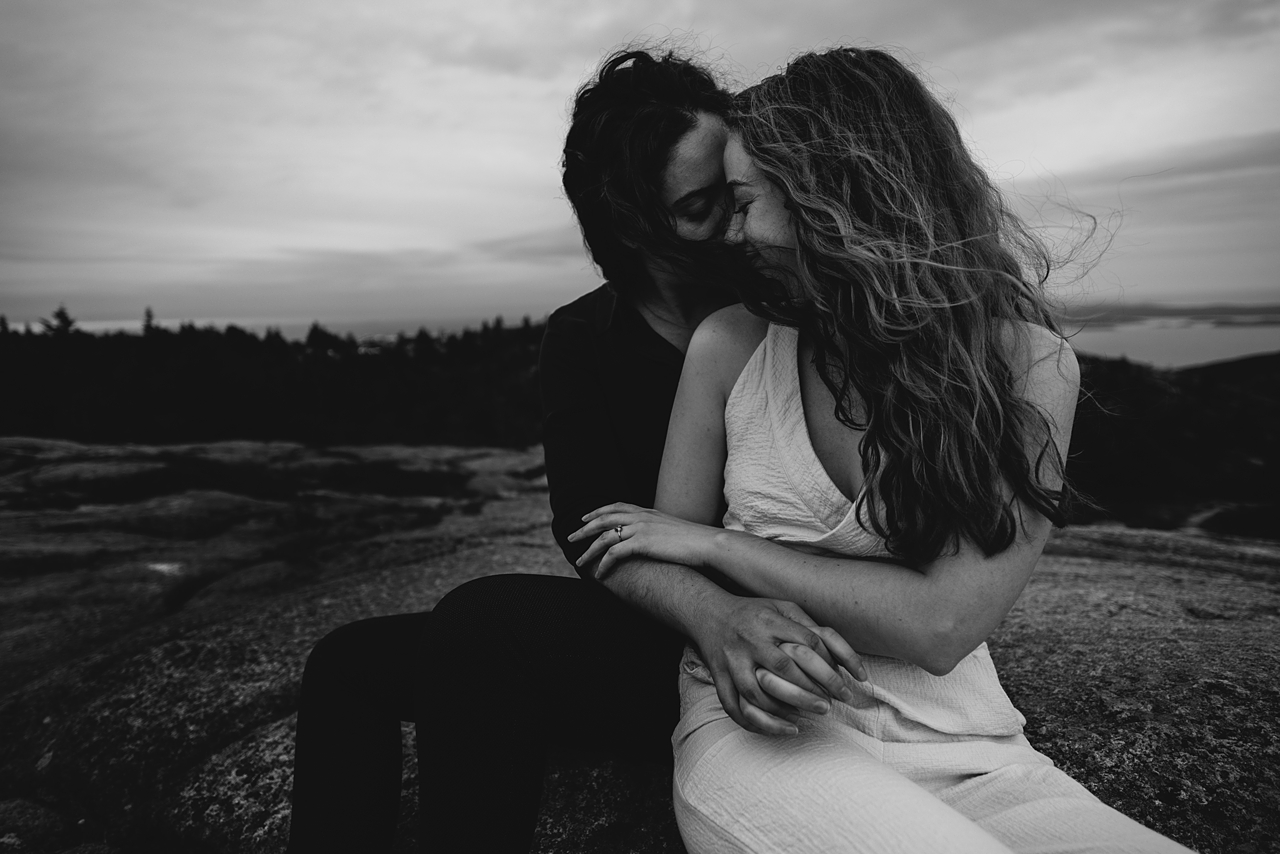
[
  {"x1": 418, "y1": 573, "x2": 685, "y2": 853},
  {"x1": 936, "y1": 759, "x2": 1195, "y2": 854},
  {"x1": 288, "y1": 612, "x2": 428, "y2": 853},
  {"x1": 673, "y1": 677, "x2": 1016, "y2": 854}
]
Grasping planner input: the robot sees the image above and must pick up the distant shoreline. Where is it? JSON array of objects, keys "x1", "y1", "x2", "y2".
[
  {"x1": 7, "y1": 302, "x2": 1280, "y2": 370},
  {"x1": 28, "y1": 304, "x2": 1278, "y2": 371},
  {"x1": 18, "y1": 302, "x2": 1277, "y2": 335},
  {"x1": 1061, "y1": 302, "x2": 1280, "y2": 328},
  {"x1": 1066, "y1": 316, "x2": 1280, "y2": 368}
]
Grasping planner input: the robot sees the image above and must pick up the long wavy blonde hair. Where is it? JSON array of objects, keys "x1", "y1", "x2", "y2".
[{"x1": 732, "y1": 47, "x2": 1074, "y2": 565}]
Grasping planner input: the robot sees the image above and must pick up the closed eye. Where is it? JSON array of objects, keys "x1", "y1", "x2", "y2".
[
  {"x1": 673, "y1": 182, "x2": 728, "y2": 220},
  {"x1": 681, "y1": 202, "x2": 715, "y2": 222}
]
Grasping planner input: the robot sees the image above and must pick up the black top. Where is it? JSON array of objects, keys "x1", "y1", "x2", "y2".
[{"x1": 540, "y1": 283, "x2": 685, "y2": 574}]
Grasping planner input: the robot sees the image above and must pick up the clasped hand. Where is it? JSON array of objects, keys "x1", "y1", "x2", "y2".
[{"x1": 570, "y1": 503, "x2": 868, "y2": 736}]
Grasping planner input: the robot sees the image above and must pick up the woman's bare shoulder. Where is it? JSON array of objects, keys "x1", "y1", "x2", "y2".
[
  {"x1": 689, "y1": 304, "x2": 768, "y2": 361},
  {"x1": 697, "y1": 302, "x2": 767, "y2": 332},
  {"x1": 999, "y1": 320, "x2": 1080, "y2": 416},
  {"x1": 686, "y1": 304, "x2": 769, "y2": 396}
]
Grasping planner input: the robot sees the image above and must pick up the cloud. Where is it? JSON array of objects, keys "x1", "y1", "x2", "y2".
[
  {"x1": 1021, "y1": 131, "x2": 1280, "y2": 305},
  {"x1": 1, "y1": 0, "x2": 1277, "y2": 324},
  {"x1": 1137, "y1": 130, "x2": 1280, "y2": 178},
  {"x1": 1069, "y1": 132, "x2": 1280, "y2": 223},
  {"x1": 473, "y1": 225, "x2": 588, "y2": 265}
]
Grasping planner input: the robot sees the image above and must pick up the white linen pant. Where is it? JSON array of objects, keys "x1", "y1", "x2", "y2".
[{"x1": 673, "y1": 667, "x2": 1193, "y2": 854}]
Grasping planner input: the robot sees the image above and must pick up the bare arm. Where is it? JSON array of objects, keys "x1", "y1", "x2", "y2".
[{"x1": 576, "y1": 321, "x2": 1080, "y2": 676}]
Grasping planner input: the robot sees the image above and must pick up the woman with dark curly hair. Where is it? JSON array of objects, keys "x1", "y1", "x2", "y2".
[
  {"x1": 572, "y1": 48, "x2": 1190, "y2": 853},
  {"x1": 287, "y1": 47, "x2": 852, "y2": 853}
]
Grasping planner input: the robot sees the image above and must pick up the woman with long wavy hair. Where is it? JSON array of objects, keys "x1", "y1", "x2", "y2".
[{"x1": 572, "y1": 47, "x2": 1189, "y2": 853}]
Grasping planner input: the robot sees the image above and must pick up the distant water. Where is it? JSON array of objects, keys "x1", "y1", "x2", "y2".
[
  {"x1": 1067, "y1": 319, "x2": 1280, "y2": 368},
  {"x1": 65, "y1": 314, "x2": 1280, "y2": 370}
]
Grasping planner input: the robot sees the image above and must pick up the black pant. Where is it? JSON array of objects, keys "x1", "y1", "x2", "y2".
[{"x1": 287, "y1": 574, "x2": 687, "y2": 853}]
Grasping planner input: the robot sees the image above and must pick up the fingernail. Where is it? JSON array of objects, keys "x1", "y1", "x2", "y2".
[
  {"x1": 785, "y1": 725, "x2": 799, "y2": 736},
  {"x1": 812, "y1": 700, "x2": 829, "y2": 714},
  {"x1": 840, "y1": 687, "x2": 856, "y2": 701}
]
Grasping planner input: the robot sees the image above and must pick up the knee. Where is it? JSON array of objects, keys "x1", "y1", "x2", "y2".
[
  {"x1": 431, "y1": 573, "x2": 573, "y2": 632},
  {"x1": 302, "y1": 619, "x2": 377, "y2": 688},
  {"x1": 427, "y1": 574, "x2": 529, "y2": 654},
  {"x1": 433, "y1": 573, "x2": 508, "y2": 613},
  {"x1": 427, "y1": 573, "x2": 593, "y2": 668}
]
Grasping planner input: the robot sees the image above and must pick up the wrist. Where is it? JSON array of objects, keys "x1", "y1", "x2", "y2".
[
  {"x1": 706, "y1": 528, "x2": 746, "y2": 576},
  {"x1": 676, "y1": 576, "x2": 737, "y2": 640}
]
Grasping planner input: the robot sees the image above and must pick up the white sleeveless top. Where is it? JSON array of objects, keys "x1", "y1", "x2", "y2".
[{"x1": 718, "y1": 323, "x2": 1026, "y2": 739}]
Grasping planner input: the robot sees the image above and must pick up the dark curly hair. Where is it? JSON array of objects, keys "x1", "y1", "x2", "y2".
[
  {"x1": 562, "y1": 48, "x2": 733, "y2": 288},
  {"x1": 731, "y1": 47, "x2": 1076, "y2": 566}
]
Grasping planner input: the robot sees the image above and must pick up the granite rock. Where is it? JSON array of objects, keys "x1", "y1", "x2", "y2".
[{"x1": 1, "y1": 440, "x2": 1277, "y2": 853}]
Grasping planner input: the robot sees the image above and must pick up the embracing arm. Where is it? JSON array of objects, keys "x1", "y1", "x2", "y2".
[
  {"x1": 706, "y1": 326, "x2": 1078, "y2": 673},
  {"x1": 706, "y1": 518, "x2": 1047, "y2": 675},
  {"x1": 540, "y1": 294, "x2": 747, "y2": 598},
  {"x1": 542, "y1": 297, "x2": 857, "y2": 732},
  {"x1": 579, "y1": 321, "x2": 1080, "y2": 676},
  {"x1": 540, "y1": 299, "x2": 636, "y2": 573}
]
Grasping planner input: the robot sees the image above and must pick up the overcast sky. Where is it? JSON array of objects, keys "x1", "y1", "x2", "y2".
[{"x1": 1, "y1": 0, "x2": 1277, "y2": 329}]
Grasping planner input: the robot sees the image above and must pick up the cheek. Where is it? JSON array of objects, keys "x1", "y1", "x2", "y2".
[
  {"x1": 747, "y1": 211, "x2": 795, "y2": 249},
  {"x1": 772, "y1": 216, "x2": 798, "y2": 250},
  {"x1": 675, "y1": 218, "x2": 715, "y2": 241},
  {"x1": 771, "y1": 202, "x2": 798, "y2": 248}
]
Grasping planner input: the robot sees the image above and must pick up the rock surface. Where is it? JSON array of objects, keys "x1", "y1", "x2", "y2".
[{"x1": 1, "y1": 438, "x2": 1277, "y2": 853}]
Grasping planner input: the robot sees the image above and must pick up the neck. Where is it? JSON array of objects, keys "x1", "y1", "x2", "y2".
[{"x1": 629, "y1": 274, "x2": 734, "y2": 355}]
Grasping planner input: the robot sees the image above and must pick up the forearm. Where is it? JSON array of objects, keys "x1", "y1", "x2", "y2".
[
  {"x1": 578, "y1": 511, "x2": 974, "y2": 670},
  {"x1": 599, "y1": 551, "x2": 872, "y2": 738},
  {"x1": 598, "y1": 556, "x2": 738, "y2": 643},
  {"x1": 708, "y1": 531, "x2": 1008, "y2": 674}
]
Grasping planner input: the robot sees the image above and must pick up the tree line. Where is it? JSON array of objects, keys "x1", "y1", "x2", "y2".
[
  {"x1": 2, "y1": 307, "x2": 1276, "y2": 536},
  {"x1": 2, "y1": 308, "x2": 542, "y2": 448}
]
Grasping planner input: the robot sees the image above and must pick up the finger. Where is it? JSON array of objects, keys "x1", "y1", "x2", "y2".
[
  {"x1": 762, "y1": 612, "x2": 837, "y2": 669},
  {"x1": 740, "y1": 697, "x2": 799, "y2": 737},
  {"x1": 810, "y1": 626, "x2": 869, "y2": 683},
  {"x1": 775, "y1": 600, "x2": 819, "y2": 628},
  {"x1": 589, "y1": 553, "x2": 614, "y2": 581},
  {"x1": 709, "y1": 668, "x2": 754, "y2": 734},
  {"x1": 758, "y1": 644, "x2": 832, "y2": 701},
  {"x1": 568, "y1": 514, "x2": 626, "y2": 543},
  {"x1": 779, "y1": 643, "x2": 855, "y2": 703},
  {"x1": 756, "y1": 667, "x2": 830, "y2": 714},
  {"x1": 580, "y1": 503, "x2": 624, "y2": 521},
  {"x1": 732, "y1": 660, "x2": 803, "y2": 722},
  {"x1": 580, "y1": 502, "x2": 639, "y2": 522},
  {"x1": 573, "y1": 535, "x2": 607, "y2": 569},
  {"x1": 713, "y1": 659, "x2": 793, "y2": 736},
  {"x1": 574, "y1": 533, "x2": 616, "y2": 569},
  {"x1": 595, "y1": 541, "x2": 636, "y2": 577}
]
